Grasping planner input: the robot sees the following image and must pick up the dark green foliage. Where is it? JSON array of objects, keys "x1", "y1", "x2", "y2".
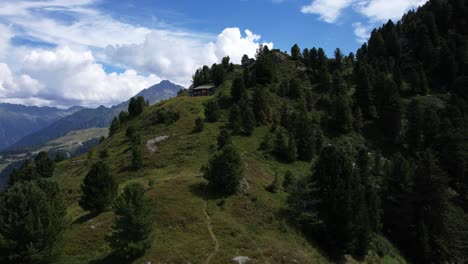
[
  {"x1": 79, "y1": 161, "x2": 118, "y2": 214},
  {"x1": 229, "y1": 104, "x2": 242, "y2": 134},
  {"x1": 242, "y1": 108, "x2": 256, "y2": 136},
  {"x1": 333, "y1": 48, "x2": 344, "y2": 72},
  {"x1": 0, "y1": 179, "x2": 67, "y2": 263},
  {"x1": 109, "y1": 117, "x2": 120, "y2": 137},
  {"x1": 202, "y1": 145, "x2": 244, "y2": 195},
  {"x1": 253, "y1": 86, "x2": 271, "y2": 125},
  {"x1": 406, "y1": 99, "x2": 423, "y2": 153},
  {"x1": 259, "y1": 133, "x2": 273, "y2": 152},
  {"x1": 285, "y1": 133, "x2": 297, "y2": 163},
  {"x1": 282, "y1": 170, "x2": 296, "y2": 191},
  {"x1": 34, "y1": 151, "x2": 55, "y2": 178},
  {"x1": 291, "y1": 44, "x2": 301, "y2": 60},
  {"x1": 194, "y1": 117, "x2": 204, "y2": 132},
  {"x1": 289, "y1": 145, "x2": 380, "y2": 257},
  {"x1": 8, "y1": 160, "x2": 39, "y2": 186},
  {"x1": 204, "y1": 100, "x2": 220, "y2": 123},
  {"x1": 255, "y1": 54, "x2": 276, "y2": 85},
  {"x1": 152, "y1": 108, "x2": 180, "y2": 126},
  {"x1": 377, "y1": 77, "x2": 402, "y2": 142},
  {"x1": 353, "y1": 107, "x2": 363, "y2": 132},
  {"x1": 108, "y1": 183, "x2": 154, "y2": 261},
  {"x1": 221, "y1": 56, "x2": 230, "y2": 69},
  {"x1": 355, "y1": 66, "x2": 375, "y2": 118},
  {"x1": 131, "y1": 145, "x2": 143, "y2": 170},
  {"x1": 231, "y1": 76, "x2": 247, "y2": 101},
  {"x1": 211, "y1": 63, "x2": 225, "y2": 86},
  {"x1": 192, "y1": 66, "x2": 211, "y2": 87},
  {"x1": 128, "y1": 96, "x2": 147, "y2": 117},
  {"x1": 126, "y1": 126, "x2": 136, "y2": 139},
  {"x1": 331, "y1": 95, "x2": 353, "y2": 134},
  {"x1": 288, "y1": 78, "x2": 302, "y2": 98},
  {"x1": 278, "y1": 80, "x2": 289, "y2": 97},
  {"x1": 54, "y1": 152, "x2": 66, "y2": 163},
  {"x1": 267, "y1": 174, "x2": 283, "y2": 193},
  {"x1": 99, "y1": 149, "x2": 109, "y2": 158},
  {"x1": 217, "y1": 129, "x2": 232, "y2": 150},
  {"x1": 118, "y1": 111, "x2": 130, "y2": 123},
  {"x1": 294, "y1": 111, "x2": 315, "y2": 161}
]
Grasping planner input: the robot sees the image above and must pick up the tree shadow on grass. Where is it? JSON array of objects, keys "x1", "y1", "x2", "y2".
[
  {"x1": 189, "y1": 181, "x2": 226, "y2": 200},
  {"x1": 88, "y1": 252, "x2": 124, "y2": 264},
  {"x1": 72, "y1": 212, "x2": 100, "y2": 225}
]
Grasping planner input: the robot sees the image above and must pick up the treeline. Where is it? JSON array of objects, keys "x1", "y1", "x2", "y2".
[{"x1": 191, "y1": 0, "x2": 468, "y2": 262}]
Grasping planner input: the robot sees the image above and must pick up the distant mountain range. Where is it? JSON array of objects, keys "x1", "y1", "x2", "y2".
[
  {"x1": 1, "y1": 80, "x2": 184, "y2": 153},
  {"x1": 0, "y1": 104, "x2": 84, "y2": 150}
]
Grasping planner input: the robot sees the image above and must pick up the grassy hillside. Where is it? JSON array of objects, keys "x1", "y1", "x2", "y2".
[
  {"x1": 52, "y1": 58, "x2": 406, "y2": 264},
  {"x1": 39, "y1": 128, "x2": 108, "y2": 154}
]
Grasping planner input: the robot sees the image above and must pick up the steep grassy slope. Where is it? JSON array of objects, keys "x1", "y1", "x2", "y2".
[{"x1": 52, "y1": 61, "x2": 406, "y2": 264}]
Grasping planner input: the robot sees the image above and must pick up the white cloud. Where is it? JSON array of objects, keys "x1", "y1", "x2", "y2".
[
  {"x1": 0, "y1": 47, "x2": 161, "y2": 107},
  {"x1": 0, "y1": 1, "x2": 274, "y2": 107},
  {"x1": 301, "y1": 0, "x2": 353, "y2": 23},
  {"x1": 352, "y1": 22, "x2": 371, "y2": 43},
  {"x1": 106, "y1": 28, "x2": 273, "y2": 87},
  {"x1": 0, "y1": 24, "x2": 13, "y2": 59},
  {"x1": 356, "y1": 0, "x2": 428, "y2": 22}
]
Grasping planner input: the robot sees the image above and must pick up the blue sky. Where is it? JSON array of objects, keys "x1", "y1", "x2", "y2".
[{"x1": 0, "y1": 0, "x2": 428, "y2": 107}]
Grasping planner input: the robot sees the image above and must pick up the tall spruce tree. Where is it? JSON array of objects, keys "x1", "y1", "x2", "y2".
[
  {"x1": 79, "y1": 161, "x2": 118, "y2": 214},
  {"x1": 202, "y1": 145, "x2": 244, "y2": 195},
  {"x1": 0, "y1": 179, "x2": 67, "y2": 263},
  {"x1": 108, "y1": 183, "x2": 154, "y2": 260}
]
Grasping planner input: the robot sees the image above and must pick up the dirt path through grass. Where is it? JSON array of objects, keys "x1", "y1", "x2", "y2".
[{"x1": 204, "y1": 199, "x2": 219, "y2": 264}]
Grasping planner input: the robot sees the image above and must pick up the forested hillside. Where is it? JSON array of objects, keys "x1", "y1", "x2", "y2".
[{"x1": 0, "y1": 0, "x2": 466, "y2": 263}]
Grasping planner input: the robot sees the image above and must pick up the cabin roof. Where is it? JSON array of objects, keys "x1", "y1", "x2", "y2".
[{"x1": 193, "y1": 84, "x2": 215, "y2": 90}]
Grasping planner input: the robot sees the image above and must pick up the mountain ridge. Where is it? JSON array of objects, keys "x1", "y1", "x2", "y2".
[{"x1": 3, "y1": 80, "x2": 184, "y2": 153}]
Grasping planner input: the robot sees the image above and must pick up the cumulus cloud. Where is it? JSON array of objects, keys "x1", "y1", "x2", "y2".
[
  {"x1": 352, "y1": 22, "x2": 371, "y2": 43},
  {"x1": 0, "y1": 24, "x2": 13, "y2": 59},
  {"x1": 106, "y1": 28, "x2": 273, "y2": 86},
  {"x1": 0, "y1": 47, "x2": 161, "y2": 107},
  {"x1": 0, "y1": 1, "x2": 274, "y2": 107},
  {"x1": 301, "y1": 0, "x2": 353, "y2": 23},
  {"x1": 356, "y1": 0, "x2": 428, "y2": 22}
]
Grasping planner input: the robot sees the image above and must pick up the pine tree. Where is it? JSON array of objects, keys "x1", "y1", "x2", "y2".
[
  {"x1": 406, "y1": 99, "x2": 423, "y2": 153},
  {"x1": 0, "y1": 179, "x2": 67, "y2": 263},
  {"x1": 34, "y1": 151, "x2": 55, "y2": 178},
  {"x1": 334, "y1": 48, "x2": 344, "y2": 72},
  {"x1": 285, "y1": 133, "x2": 297, "y2": 163},
  {"x1": 194, "y1": 117, "x2": 204, "y2": 132},
  {"x1": 253, "y1": 86, "x2": 270, "y2": 125},
  {"x1": 109, "y1": 117, "x2": 120, "y2": 137},
  {"x1": 8, "y1": 160, "x2": 39, "y2": 186},
  {"x1": 217, "y1": 129, "x2": 232, "y2": 150},
  {"x1": 332, "y1": 95, "x2": 353, "y2": 134},
  {"x1": 354, "y1": 107, "x2": 363, "y2": 132},
  {"x1": 294, "y1": 111, "x2": 315, "y2": 161},
  {"x1": 79, "y1": 161, "x2": 118, "y2": 214},
  {"x1": 211, "y1": 63, "x2": 225, "y2": 86},
  {"x1": 289, "y1": 78, "x2": 302, "y2": 98},
  {"x1": 202, "y1": 145, "x2": 244, "y2": 195},
  {"x1": 291, "y1": 44, "x2": 301, "y2": 60},
  {"x1": 229, "y1": 104, "x2": 242, "y2": 134},
  {"x1": 108, "y1": 183, "x2": 154, "y2": 260},
  {"x1": 242, "y1": 107, "x2": 256, "y2": 136},
  {"x1": 356, "y1": 66, "x2": 375, "y2": 118},
  {"x1": 231, "y1": 76, "x2": 247, "y2": 101},
  {"x1": 204, "y1": 100, "x2": 220, "y2": 122},
  {"x1": 255, "y1": 54, "x2": 276, "y2": 85},
  {"x1": 131, "y1": 145, "x2": 143, "y2": 170}
]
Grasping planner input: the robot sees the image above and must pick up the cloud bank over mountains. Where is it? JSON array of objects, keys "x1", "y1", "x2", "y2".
[{"x1": 0, "y1": 0, "x2": 272, "y2": 107}]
